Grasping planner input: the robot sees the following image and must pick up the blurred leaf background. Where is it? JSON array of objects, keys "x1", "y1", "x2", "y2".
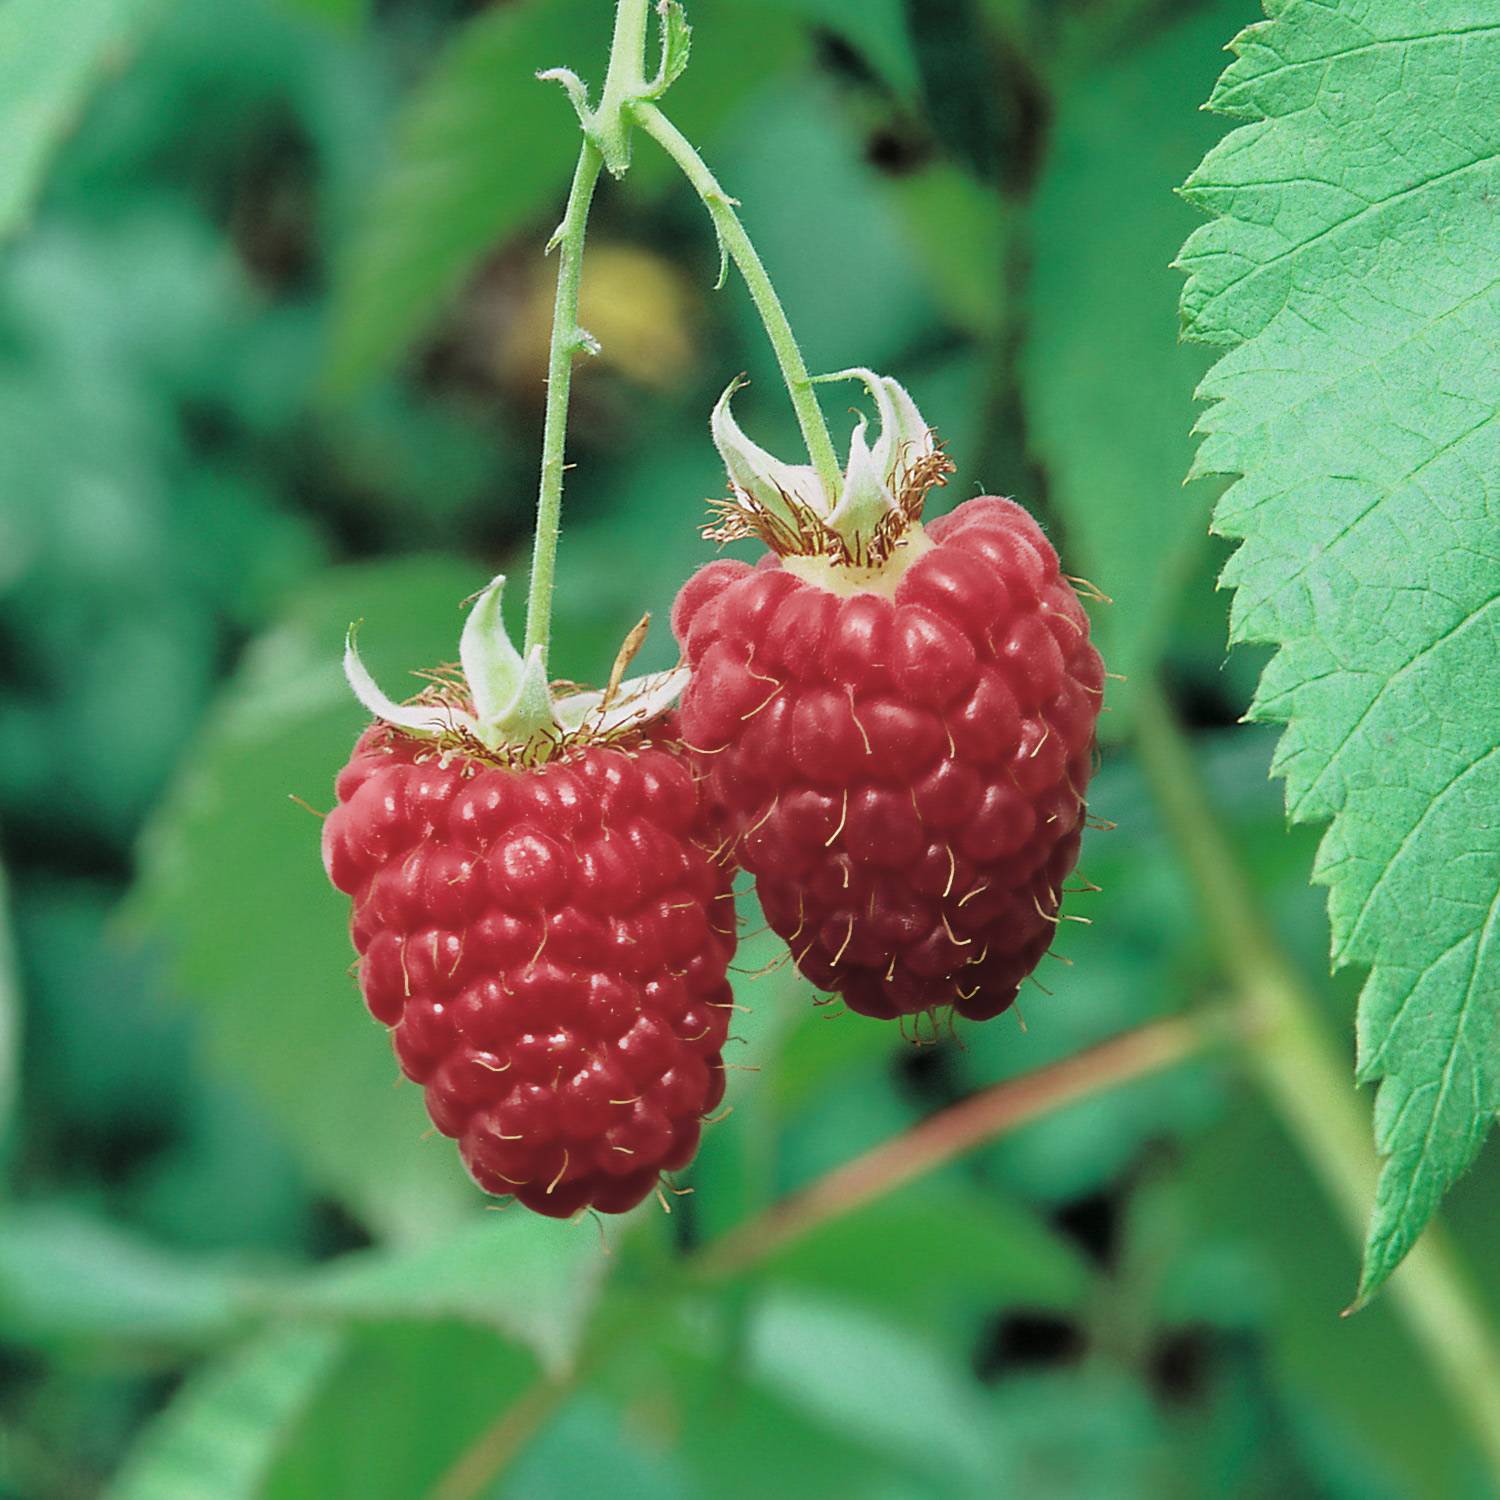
[{"x1": 1, "y1": 0, "x2": 1497, "y2": 1496}]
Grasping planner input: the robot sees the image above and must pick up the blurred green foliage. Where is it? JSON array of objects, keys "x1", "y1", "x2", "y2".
[{"x1": 0, "y1": 0, "x2": 1495, "y2": 1497}]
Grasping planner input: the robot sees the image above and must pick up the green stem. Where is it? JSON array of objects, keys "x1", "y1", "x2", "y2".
[
  {"x1": 632, "y1": 99, "x2": 843, "y2": 504},
  {"x1": 1133, "y1": 676, "x2": 1500, "y2": 1483},
  {"x1": 523, "y1": 139, "x2": 604, "y2": 666},
  {"x1": 526, "y1": 0, "x2": 844, "y2": 663},
  {"x1": 523, "y1": 0, "x2": 653, "y2": 666},
  {"x1": 594, "y1": 0, "x2": 652, "y2": 153}
]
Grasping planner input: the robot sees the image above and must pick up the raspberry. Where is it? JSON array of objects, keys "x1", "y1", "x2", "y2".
[
  {"x1": 323, "y1": 565, "x2": 736, "y2": 1219},
  {"x1": 323, "y1": 724, "x2": 735, "y2": 1217},
  {"x1": 674, "y1": 491, "x2": 1102, "y2": 1023}
]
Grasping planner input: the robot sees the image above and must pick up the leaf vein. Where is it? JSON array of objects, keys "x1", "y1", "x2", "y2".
[
  {"x1": 1349, "y1": 745, "x2": 1500, "y2": 943},
  {"x1": 1235, "y1": 22, "x2": 1500, "y2": 82},
  {"x1": 1376, "y1": 880, "x2": 1500, "y2": 1240},
  {"x1": 1198, "y1": 149, "x2": 1500, "y2": 322},
  {"x1": 1292, "y1": 592, "x2": 1500, "y2": 819}
]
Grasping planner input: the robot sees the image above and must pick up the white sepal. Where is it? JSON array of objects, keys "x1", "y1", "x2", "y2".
[
  {"x1": 551, "y1": 689, "x2": 602, "y2": 736},
  {"x1": 823, "y1": 414, "x2": 898, "y2": 539},
  {"x1": 554, "y1": 666, "x2": 690, "y2": 736},
  {"x1": 475, "y1": 643, "x2": 557, "y2": 751},
  {"x1": 455, "y1": 575, "x2": 563, "y2": 749},
  {"x1": 460, "y1": 575, "x2": 526, "y2": 729},
  {"x1": 844, "y1": 368, "x2": 933, "y2": 479},
  {"x1": 711, "y1": 369, "x2": 936, "y2": 557},
  {"x1": 344, "y1": 628, "x2": 469, "y2": 739},
  {"x1": 712, "y1": 379, "x2": 829, "y2": 524},
  {"x1": 344, "y1": 574, "x2": 563, "y2": 752},
  {"x1": 815, "y1": 369, "x2": 936, "y2": 544}
]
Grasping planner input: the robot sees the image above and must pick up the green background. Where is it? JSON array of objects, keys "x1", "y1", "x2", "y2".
[{"x1": 0, "y1": 0, "x2": 1495, "y2": 1496}]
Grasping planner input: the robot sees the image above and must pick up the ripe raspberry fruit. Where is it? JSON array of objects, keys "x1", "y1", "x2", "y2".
[
  {"x1": 672, "y1": 372, "x2": 1103, "y2": 1024},
  {"x1": 323, "y1": 578, "x2": 735, "y2": 1217}
]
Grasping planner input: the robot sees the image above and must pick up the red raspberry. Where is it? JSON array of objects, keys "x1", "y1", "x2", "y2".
[
  {"x1": 673, "y1": 496, "x2": 1102, "y2": 1023},
  {"x1": 323, "y1": 724, "x2": 736, "y2": 1218}
]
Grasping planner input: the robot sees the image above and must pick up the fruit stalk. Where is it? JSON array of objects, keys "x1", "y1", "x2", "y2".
[
  {"x1": 527, "y1": 0, "x2": 845, "y2": 666},
  {"x1": 524, "y1": 0, "x2": 660, "y2": 667},
  {"x1": 631, "y1": 98, "x2": 842, "y2": 505},
  {"x1": 1133, "y1": 676, "x2": 1500, "y2": 1483},
  {"x1": 525, "y1": 138, "x2": 604, "y2": 665}
]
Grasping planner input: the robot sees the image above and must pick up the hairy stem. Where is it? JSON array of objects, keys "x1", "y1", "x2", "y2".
[
  {"x1": 595, "y1": 0, "x2": 652, "y2": 132},
  {"x1": 524, "y1": 0, "x2": 654, "y2": 665},
  {"x1": 632, "y1": 99, "x2": 843, "y2": 504},
  {"x1": 523, "y1": 140, "x2": 604, "y2": 666},
  {"x1": 1133, "y1": 676, "x2": 1500, "y2": 1481}
]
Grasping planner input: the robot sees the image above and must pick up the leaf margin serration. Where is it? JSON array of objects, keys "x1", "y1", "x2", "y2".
[{"x1": 1174, "y1": 0, "x2": 1500, "y2": 1302}]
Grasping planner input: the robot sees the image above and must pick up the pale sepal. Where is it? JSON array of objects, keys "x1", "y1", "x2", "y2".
[
  {"x1": 459, "y1": 575, "x2": 525, "y2": 728},
  {"x1": 818, "y1": 367, "x2": 935, "y2": 540},
  {"x1": 711, "y1": 368, "x2": 937, "y2": 557},
  {"x1": 823, "y1": 414, "x2": 897, "y2": 541},
  {"x1": 711, "y1": 379, "x2": 828, "y2": 527},
  {"x1": 457, "y1": 576, "x2": 560, "y2": 749},
  {"x1": 845, "y1": 368, "x2": 933, "y2": 478},
  {"x1": 343, "y1": 628, "x2": 464, "y2": 739},
  {"x1": 344, "y1": 574, "x2": 562, "y2": 752},
  {"x1": 554, "y1": 667, "x2": 690, "y2": 737},
  {"x1": 472, "y1": 643, "x2": 557, "y2": 751}
]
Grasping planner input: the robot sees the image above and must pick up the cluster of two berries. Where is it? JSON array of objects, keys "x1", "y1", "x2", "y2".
[{"x1": 323, "y1": 496, "x2": 1103, "y2": 1218}]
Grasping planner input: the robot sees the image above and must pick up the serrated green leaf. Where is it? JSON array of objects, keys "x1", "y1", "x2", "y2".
[
  {"x1": 1176, "y1": 0, "x2": 1500, "y2": 1299},
  {"x1": 102, "y1": 1322, "x2": 344, "y2": 1500},
  {"x1": 323, "y1": 0, "x2": 609, "y2": 393},
  {"x1": 653, "y1": 0, "x2": 692, "y2": 95},
  {"x1": 1022, "y1": 0, "x2": 1260, "y2": 731},
  {"x1": 0, "y1": 0, "x2": 167, "y2": 244},
  {"x1": 127, "y1": 558, "x2": 490, "y2": 1245}
]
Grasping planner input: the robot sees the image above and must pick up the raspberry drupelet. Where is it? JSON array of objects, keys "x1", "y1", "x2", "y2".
[{"x1": 673, "y1": 372, "x2": 1103, "y2": 1024}]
